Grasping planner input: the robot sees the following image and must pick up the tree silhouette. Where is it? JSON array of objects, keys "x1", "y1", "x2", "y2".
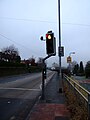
[
  {"x1": 79, "y1": 61, "x2": 84, "y2": 74},
  {"x1": 1, "y1": 45, "x2": 21, "y2": 63},
  {"x1": 73, "y1": 64, "x2": 79, "y2": 75},
  {"x1": 85, "y1": 61, "x2": 90, "y2": 78},
  {"x1": 28, "y1": 56, "x2": 36, "y2": 66}
]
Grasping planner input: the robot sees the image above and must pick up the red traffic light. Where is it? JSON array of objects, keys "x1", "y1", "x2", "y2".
[
  {"x1": 46, "y1": 32, "x2": 55, "y2": 55},
  {"x1": 46, "y1": 34, "x2": 48, "y2": 38},
  {"x1": 46, "y1": 34, "x2": 52, "y2": 39}
]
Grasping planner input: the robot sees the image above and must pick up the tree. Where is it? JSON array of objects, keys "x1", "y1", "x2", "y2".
[
  {"x1": 85, "y1": 61, "x2": 90, "y2": 78},
  {"x1": 71, "y1": 61, "x2": 78, "y2": 72},
  {"x1": 79, "y1": 61, "x2": 84, "y2": 74},
  {"x1": 28, "y1": 56, "x2": 36, "y2": 66},
  {"x1": 15, "y1": 56, "x2": 21, "y2": 63},
  {"x1": 73, "y1": 64, "x2": 79, "y2": 75},
  {"x1": 37, "y1": 57, "x2": 43, "y2": 67},
  {"x1": 1, "y1": 45, "x2": 21, "y2": 63},
  {"x1": 37, "y1": 57, "x2": 43, "y2": 64}
]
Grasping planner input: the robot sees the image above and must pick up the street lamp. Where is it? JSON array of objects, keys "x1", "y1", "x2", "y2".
[
  {"x1": 69, "y1": 52, "x2": 75, "y2": 56},
  {"x1": 58, "y1": 0, "x2": 61, "y2": 74},
  {"x1": 58, "y1": 0, "x2": 62, "y2": 93}
]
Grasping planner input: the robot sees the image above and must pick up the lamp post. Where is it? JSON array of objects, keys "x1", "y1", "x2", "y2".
[
  {"x1": 69, "y1": 52, "x2": 75, "y2": 56},
  {"x1": 58, "y1": 0, "x2": 62, "y2": 93},
  {"x1": 58, "y1": 0, "x2": 61, "y2": 74}
]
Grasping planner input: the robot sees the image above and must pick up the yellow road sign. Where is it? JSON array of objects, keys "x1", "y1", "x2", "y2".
[{"x1": 67, "y1": 56, "x2": 72, "y2": 63}]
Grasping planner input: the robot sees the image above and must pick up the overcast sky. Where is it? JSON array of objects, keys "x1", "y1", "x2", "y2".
[{"x1": 0, "y1": 0, "x2": 90, "y2": 67}]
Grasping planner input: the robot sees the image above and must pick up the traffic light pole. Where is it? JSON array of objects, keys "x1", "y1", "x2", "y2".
[
  {"x1": 40, "y1": 31, "x2": 56, "y2": 100},
  {"x1": 41, "y1": 60, "x2": 45, "y2": 100},
  {"x1": 41, "y1": 54, "x2": 55, "y2": 100}
]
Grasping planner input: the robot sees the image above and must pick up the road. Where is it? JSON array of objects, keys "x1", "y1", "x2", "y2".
[
  {"x1": 72, "y1": 75, "x2": 90, "y2": 91},
  {"x1": 0, "y1": 71, "x2": 55, "y2": 120}
]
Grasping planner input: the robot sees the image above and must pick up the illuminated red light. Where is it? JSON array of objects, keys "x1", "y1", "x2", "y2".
[
  {"x1": 46, "y1": 34, "x2": 48, "y2": 38},
  {"x1": 46, "y1": 34, "x2": 51, "y2": 39}
]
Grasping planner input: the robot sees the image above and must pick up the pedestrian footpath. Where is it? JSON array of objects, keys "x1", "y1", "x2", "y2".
[{"x1": 27, "y1": 72, "x2": 70, "y2": 120}]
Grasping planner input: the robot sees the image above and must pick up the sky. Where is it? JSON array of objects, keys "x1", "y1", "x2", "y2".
[{"x1": 0, "y1": 0, "x2": 90, "y2": 67}]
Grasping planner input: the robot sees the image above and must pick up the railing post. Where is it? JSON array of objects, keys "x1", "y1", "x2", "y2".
[
  {"x1": 73, "y1": 83, "x2": 76, "y2": 95},
  {"x1": 88, "y1": 93, "x2": 90, "y2": 120}
]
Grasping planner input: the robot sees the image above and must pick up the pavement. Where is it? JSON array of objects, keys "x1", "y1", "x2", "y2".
[{"x1": 26, "y1": 72, "x2": 70, "y2": 120}]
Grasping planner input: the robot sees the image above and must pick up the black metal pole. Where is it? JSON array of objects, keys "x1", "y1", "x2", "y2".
[
  {"x1": 58, "y1": 0, "x2": 62, "y2": 92},
  {"x1": 41, "y1": 54, "x2": 54, "y2": 100},
  {"x1": 41, "y1": 60, "x2": 45, "y2": 100}
]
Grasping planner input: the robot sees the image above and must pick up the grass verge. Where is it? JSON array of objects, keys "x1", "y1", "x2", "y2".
[{"x1": 63, "y1": 82, "x2": 88, "y2": 120}]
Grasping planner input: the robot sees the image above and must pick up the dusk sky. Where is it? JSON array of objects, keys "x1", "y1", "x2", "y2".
[{"x1": 0, "y1": 0, "x2": 90, "y2": 67}]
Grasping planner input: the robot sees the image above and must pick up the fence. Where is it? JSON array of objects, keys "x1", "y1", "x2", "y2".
[
  {"x1": 0, "y1": 67, "x2": 28, "y2": 77},
  {"x1": 63, "y1": 74, "x2": 90, "y2": 119}
]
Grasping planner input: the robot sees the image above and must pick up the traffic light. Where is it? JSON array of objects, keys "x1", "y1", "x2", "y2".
[{"x1": 46, "y1": 32, "x2": 56, "y2": 55}]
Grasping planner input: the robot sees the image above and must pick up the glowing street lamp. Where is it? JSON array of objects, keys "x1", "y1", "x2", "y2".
[{"x1": 69, "y1": 52, "x2": 75, "y2": 56}]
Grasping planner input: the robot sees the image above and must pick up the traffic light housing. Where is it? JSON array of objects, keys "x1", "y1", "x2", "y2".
[{"x1": 46, "y1": 32, "x2": 56, "y2": 55}]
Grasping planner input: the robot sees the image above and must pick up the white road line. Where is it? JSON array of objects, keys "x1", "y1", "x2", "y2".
[{"x1": 0, "y1": 87, "x2": 40, "y2": 91}]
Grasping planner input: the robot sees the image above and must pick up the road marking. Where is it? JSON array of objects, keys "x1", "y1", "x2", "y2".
[{"x1": 0, "y1": 87, "x2": 40, "y2": 91}]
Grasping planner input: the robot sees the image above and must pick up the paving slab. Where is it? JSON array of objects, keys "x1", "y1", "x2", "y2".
[{"x1": 27, "y1": 72, "x2": 70, "y2": 120}]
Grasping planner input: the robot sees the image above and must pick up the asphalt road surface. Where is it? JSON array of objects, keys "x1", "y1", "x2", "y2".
[
  {"x1": 0, "y1": 71, "x2": 55, "y2": 120},
  {"x1": 73, "y1": 75, "x2": 90, "y2": 91}
]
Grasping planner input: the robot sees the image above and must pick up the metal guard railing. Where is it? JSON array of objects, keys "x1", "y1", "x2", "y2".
[{"x1": 63, "y1": 74, "x2": 90, "y2": 118}]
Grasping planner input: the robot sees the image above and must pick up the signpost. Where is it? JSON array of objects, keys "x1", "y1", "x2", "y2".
[{"x1": 58, "y1": 46, "x2": 64, "y2": 57}]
